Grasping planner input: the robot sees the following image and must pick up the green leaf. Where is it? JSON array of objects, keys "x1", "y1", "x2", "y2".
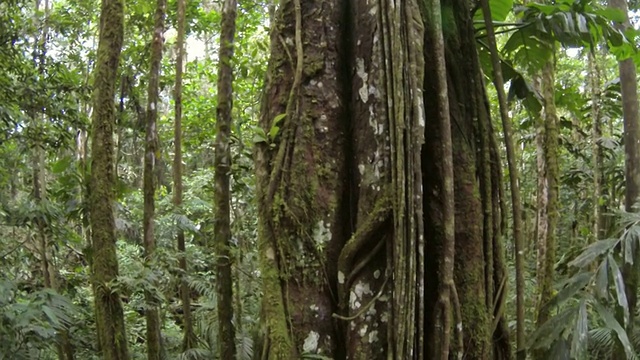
[
  {"x1": 474, "y1": 0, "x2": 514, "y2": 22},
  {"x1": 42, "y1": 305, "x2": 61, "y2": 328},
  {"x1": 569, "y1": 238, "x2": 618, "y2": 268},
  {"x1": 528, "y1": 306, "x2": 578, "y2": 350},
  {"x1": 608, "y1": 254, "x2": 629, "y2": 327},
  {"x1": 594, "y1": 302, "x2": 636, "y2": 359},
  {"x1": 571, "y1": 299, "x2": 588, "y2": 359},
  {"x1": 269, "y1": 125, "x2": 280, "y2": 140},
  {"x1": 595, "y1": 259, "x2": 609, "y2": 300},
  {"x1": 593, "y1": 8, "x2": 626, "y2": 23},
  {"x1": 273, "y1": 113, "x2": 286, "y2": 126},
  {"x1": 252, "y1": 126, "x2": 268, "y2": 144},
  {"x1": 542, "y1": 272, "x2": 590, "y2": 313}
]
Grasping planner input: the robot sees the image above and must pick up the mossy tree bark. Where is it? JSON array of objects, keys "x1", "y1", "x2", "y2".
[
  {"x1": 172, "y1": 0, "x2": 196, "y2": 350},
  {"x1": 534, "y1": 58, "x2": 559, "y2": 360},
  {"x1": 610, "y1": 0, "x2": 640, "y2": 357},
  {"x1": 89, "y1": 0, "x2": 129, "y2": 358},
  {"x1": 214, "y1": 0, "x2": 238, "y2": 358},
  {"x1": 257, "y1": 0, "x2": 507, "y2": 358},
  {"x1": 479, "y1": 1, "x2": 524, "y2": 357},
  {"x1": 142, "y1": 0, "x2": 166, "y2": 357},
  {"x1": 423, "y1": 0, "x2": 510, "y2": 358}
]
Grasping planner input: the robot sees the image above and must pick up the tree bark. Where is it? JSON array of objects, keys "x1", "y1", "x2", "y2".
[
  {"x1": 610, "y1": 0, "x2": 640, "y2": 357},
  {"x1": 142, "y1": 0, "x2": 166, "y2": 357},
  {"x1": 535, "y1": 58, "x2": 559, "y2": 360},
  {"x1": 172, "y1": 0, "x2": 196, "y2": 350},
  {"x1": 89, "y1": 0, "x2": 129, "y2": 357},
  {"x1": 214, "y1": 0, "x2": 238, "y2": 358},
  {"x1": 479, "y1": 2, "x2": 524, "y2": 357}
]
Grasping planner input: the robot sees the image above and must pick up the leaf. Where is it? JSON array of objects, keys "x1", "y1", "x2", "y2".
[
  {"x1": 251, "y1": 126, "x2": 268, "y2": 144},
  {"x1": 571, "y1": 299, "x2": 588, "y2": 359},
  {"x1": 568, "y1": 238, "x2": 618, "y2": 268},
  {"x1": 541, "y1": 272, "x2": 590, "y2": 313},
  {"x1": 594, "y1": 302, "x2": 636, "y2": 359},
  {"x1": 268, "y1": 125, "x2": 280, "y2": 140},
  {"x1": 474, "y1": 0, "x2": 514, "y2": 22},
  {"x1": 608, "y1": 254, "x2": 629, "y2": 327},
  {"x1": 42, "y1": 305, "x2": 61, "y2": 328},
  {"x1": 593, "y1": 8, "x2": 626, "y2": 23},
  {"x1": 595, "y1": 259, "x2": 609, "y2": 300},
  {"x1": 528, "y1": 306, "x2": 577, "y2": 350},
  {"x1": 273, "y1": 113, "x2": 286, "y2": 126}
]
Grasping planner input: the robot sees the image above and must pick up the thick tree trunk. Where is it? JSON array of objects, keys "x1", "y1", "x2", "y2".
[
  {"x1": 142, "y1": 0, "x2": 166, "y2": 357},
  {"x1": 610, "y1": 0, "x2": 640, "y2": 357},
  {"x1": 172, "y1": 0, "x2": 195, "y2": 350},
  {"x1": 214, "y1": 0, "x2": 238, "y2": 358},
  {"x1": 89, "y1": 0, "x2": 129, "y2": 358}
]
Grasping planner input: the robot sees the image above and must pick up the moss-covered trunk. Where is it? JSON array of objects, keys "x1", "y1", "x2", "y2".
[
  {"x1": 214, "y1": 0, "x2": 238, "y2": 358},
  {"x1": 257, "y1": 0, "x2": 505, "y2": 358},
  {"x1": 611, "y1": 0, "x2": 640, "y2": 357},
  {"x1": 142, "y1": 0, "x2": 166, "y2": 357},
  {"x1": 89, "y1": 0, "x2": 129, "y2": 358}
]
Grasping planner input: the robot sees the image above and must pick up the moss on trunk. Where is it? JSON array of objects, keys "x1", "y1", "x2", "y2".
[{"x1": 89, "y1": 0, "x2": 129, "y2": 358}]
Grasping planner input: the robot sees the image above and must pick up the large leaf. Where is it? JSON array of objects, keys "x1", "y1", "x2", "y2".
[
  {"x1": 528, "y1": 305, "x2": 578, "y2": 350},
  {"x1": 594, "y1": 302, "x2": 636, "y2": 359},
  {"x1": 569, "y1": 238, "x2": 618, "y2": 268},
  {"x1": 595, "y1": 258, "x2": 609, "y2": 301},
  {"x1": 571, "y1": 299, "x2": 588, "y2": 359},
  {"x1": 474, "y1": 0, "x2": 514, "y2": 22},
  {"x1": 541, "y1": 272, "x2": 590, "y2": 314},
  {"x1": 608, "y1": 254, "x2": 630, "y2": 327}
]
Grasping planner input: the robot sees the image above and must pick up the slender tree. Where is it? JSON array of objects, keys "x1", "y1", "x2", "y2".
[
  {"x1": 142, "y1": 0, "x2": 166, "y2": 356},
  {"x1": 89, "y1": 0, "x2": 129, "y2": 357},
  {"x1": 172, "y1": 0, "x2": 195, "y2": 350},
  {"x1": 213, "y1": 0, "x2": 237, "y2": 358},
  {"x1": 480, "y1": 1, "x2": 525, "y2": 357},
  {"x1": 535, "y1": 57, "x2": 559, "y2": 338}
]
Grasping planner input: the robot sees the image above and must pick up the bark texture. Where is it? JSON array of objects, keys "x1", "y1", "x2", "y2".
[
  {"x1": 256, "y1": 1, "x2": 506, "y2": 358},
  {"x1": 142, "y1": 0, "x2": 166, "y2": 357},
  {"x1": 214, "y1": 0, "x2": 238, "y2": 358},
  {"x1": 89, "y1": 0, "x2": 129, "y2": 357},
  {"x1": 172, "y1": 0, "x2": 196, "y2": 350},
  {"x1": 611, "y1": 0, "x2": 640, "y2": 357}
]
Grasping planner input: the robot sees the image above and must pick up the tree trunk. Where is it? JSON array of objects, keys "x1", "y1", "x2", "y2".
[
  {"x1": 610, "y1": 0, "x2": 640, "y2": 357},
  {"x1": 535, "y1": 58, "x2": 559, "y2": 359},
  {"x1": 589, "y1": 50, "x2": 605, "y2": 241},
  {"x1": 257, "y1": 1, "x2": 505, "y2": 358},
  {"x1": 479, "y1": 1, "x2": 524, "y2": 357},
  {"x1": 172, "y1": 0, "x2": 195, "y2": 350},
  {"x1": 89, "y1": 0, "x2": 129, "y2": 357},
  {"x1": 214, "y1": 0, "x2": 238, "y2": 358},
  {"x1": 142, "y1": 0, "x2": 166, "y2": 357}
]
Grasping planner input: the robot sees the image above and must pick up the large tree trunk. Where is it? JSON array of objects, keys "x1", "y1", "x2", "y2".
[
  {"x1": 142, "y1": 0, "x2": 166, "y2": 357},
  {"x1": 89, "y1": 0, "x2": 129, "y2": 358},
  {"x1": 610, "y1": 0, "x2": 640, "y2": 357},
  {"x1": 214, "y1": 0, "x2": 238, "y2": 358},
  {"x1": 256, "y1": 1, "x2": 506, "y2": 358}
]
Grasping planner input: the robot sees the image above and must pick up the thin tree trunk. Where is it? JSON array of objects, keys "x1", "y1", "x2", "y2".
[
  {"x1": 589, "y1": 50, "x2": 605, "y2": 241},
  {"x1": 214, "y1": 0, "x2": 238, "y2": 358},
  {"x1": 535, "y1": 59, "x2": 559, "y2": 360},
  {"x1": 142, "y1": 0, "x2": 166, "y2": 357},
  {"x1": 173, "y1": 0, "x2": 195, "y2": 350},
  {"x1": 89, "y1": 0, "x2": 129, "y2": 357},
  {"x1": 479, "y1": 3, "x2": 524, "y2": 357},
  {"x1": 422, "y1": 0, "x2": 455, "y2": 357},
  {"x1": 610, "y1": 0, "x2": 640, "y2": 357}
]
